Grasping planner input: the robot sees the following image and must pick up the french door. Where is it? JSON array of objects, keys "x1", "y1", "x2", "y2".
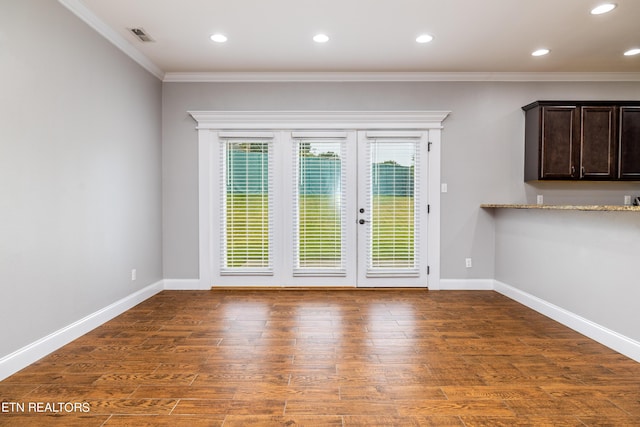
[
  {"x1": 211, "y1": 130, "x2": 430, "y2": 288},
  {"x1": 356, "y1": 131, "x2": 429, "y2": 287}
]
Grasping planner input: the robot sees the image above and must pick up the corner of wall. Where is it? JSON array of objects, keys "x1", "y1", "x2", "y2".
[
  {"x1": 0, "y1": 281, "x2": 164, "y2": 381},
  {"x1": 494, "y1": 280, "x2": 640, "y2": 363}
]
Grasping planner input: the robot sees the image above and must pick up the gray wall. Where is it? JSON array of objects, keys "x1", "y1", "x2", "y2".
[
  {"x1": 162, "y1": 81, "x2": 640, "y2": 281},
  {"x1": 494, "y1": 209, "x2": 640, "y2": 342},
  {"x1": 2, "y1": 0, "x2": 638, "y2": 362},
  {"x1": 0, "y1": 0, "x2": 163, "y2": 358}
]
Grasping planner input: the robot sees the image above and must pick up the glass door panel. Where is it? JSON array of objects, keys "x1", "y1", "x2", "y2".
[
  {"x1": 293, "y1": 139, "x2": 346, "y2": 275},
  {"x1": 370, "y1": 141, "x2": 418, "y2": 271}
]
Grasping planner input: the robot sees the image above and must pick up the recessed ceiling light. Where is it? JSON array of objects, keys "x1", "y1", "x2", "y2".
[
  {"x1": 210, "y1": 34, "x2": 227, "y2": 43},
  {"x1": 313, "y1": 34, "x2": 329, "y2": 43},
  {"x1": 531, "y1": 48, "x2": 550, "y2": 57},
  {"x1": 624, "y1": 48, "x2": 640, "y2": 56},
  {"x1": 416, "y1": 34, "x2": 434, "y2": 44},
  {"x1": 590, "y1": 3, "x2": 617, "y2": 15}
]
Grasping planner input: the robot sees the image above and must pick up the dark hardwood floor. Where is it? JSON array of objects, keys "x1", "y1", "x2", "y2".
[{"x1": 1, "y1": 289, "x2": 639, "y2": 426}]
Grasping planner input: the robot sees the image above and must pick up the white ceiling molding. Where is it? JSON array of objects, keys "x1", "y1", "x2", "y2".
[
  {"x1": 188, "y1": 110, "x2": 451, "y2": 130},
  {"x1": 58, "y1": 0, "x2": 640, "y2": 84},
  {"x1": 58, "y1": 0, "x2": 164, "y2": 80},
  {"x1": 167, "y1": 71, "x2": 640, "y2": 83}
]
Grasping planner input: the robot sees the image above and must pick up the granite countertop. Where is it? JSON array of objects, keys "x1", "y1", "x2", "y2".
[{"x1": 481, "y1": 204, "x2": 640, "y2": 212}]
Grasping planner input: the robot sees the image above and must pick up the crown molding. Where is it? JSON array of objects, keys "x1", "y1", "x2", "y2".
[
  {"x1": 58, "y1": 0, "x2": 164, "y2": 80},
  {"x1": 55, "y1": 1, "x2": 640, "y2": 84},
  {"x1": 165, "y1": 71, "x2": 640, "y2": 83}
]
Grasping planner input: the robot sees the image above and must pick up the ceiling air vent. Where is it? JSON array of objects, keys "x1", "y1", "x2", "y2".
[{"x1": 128, "y1": 28, "x2": 154, "y2": 42}]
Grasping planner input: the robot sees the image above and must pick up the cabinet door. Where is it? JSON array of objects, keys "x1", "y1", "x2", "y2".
[
  {"x1": 540, "y1": 106, "x2": 577, "y2": 179},
  {"x1": 580, "y1": 106, "x2": 616, "y2": 179},
  {"x1": 619, "y1": 107, "x2": 640, "y2": 179}
]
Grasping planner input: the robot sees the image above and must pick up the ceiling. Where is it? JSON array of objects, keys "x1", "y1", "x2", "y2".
[{"x1": 63, "y1": 0, "x2": 640, "y2": 80}]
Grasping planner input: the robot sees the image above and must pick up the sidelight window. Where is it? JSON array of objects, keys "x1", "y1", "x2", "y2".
[{"x1": 221, "y1": 139, "x2": 273, "y2": 274}]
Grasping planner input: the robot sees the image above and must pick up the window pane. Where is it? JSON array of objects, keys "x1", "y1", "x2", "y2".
[
  {"x1": 369, "y1": 141, "x2": 418, "y2": 269},
  {"x1": 223, "y1": 141, "x2": 272, "y2": 270},
  {"x1": 295, "y1": 140, "x2": 345, "y2": 270}
]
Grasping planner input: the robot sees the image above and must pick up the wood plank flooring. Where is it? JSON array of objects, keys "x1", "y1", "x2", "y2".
[{"x1": 1, "y1": 289, "x2": 639, "y2": 426}]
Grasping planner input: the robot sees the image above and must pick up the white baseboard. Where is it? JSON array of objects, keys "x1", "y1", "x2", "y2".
[
  {"x1": 438, "y1": 279, "x2": 495, "y2": 290},
  {"x1": 163, "y1": 279, "x2": 209, "y2": 290},
  {"x1": 3, "y1": 278, "x2": 638, "y2": 381},
  {"x1": 494, "y1": 280, "x2": 640, "y2": 363},
  {"x1": 0, "y1": 281, "x2": 163, "y2": 381}
]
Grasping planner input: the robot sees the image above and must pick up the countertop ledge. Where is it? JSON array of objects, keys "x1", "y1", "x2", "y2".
[{"x1": 481, "y1": 204, "x2": 640, "y2": 212}]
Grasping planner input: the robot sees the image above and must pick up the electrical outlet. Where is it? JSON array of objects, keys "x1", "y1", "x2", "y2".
[
  {"x1": 624, "y1": 195, "x2": 631, "y2": 205},
  {"x1": 131, "y1": 269, "x2": 137, "y2": 281},
  {"x1": 465, "y1": 258, "x2": 472, "y2": 268},
  {"x1": 536, "y1": 194, "x2": 544, "y2": 205},
  {"x1": 441, "y1": 183, "x2": 448, "y2": 193}
]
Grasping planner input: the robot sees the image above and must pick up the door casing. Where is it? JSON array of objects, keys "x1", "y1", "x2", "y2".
[{"x1": 190, "y1": 110, "x2": 449, "y2": 290}]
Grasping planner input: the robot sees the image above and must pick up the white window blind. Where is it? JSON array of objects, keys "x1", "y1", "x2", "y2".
[
  {"x1": 367, "y1": 139, "x2": 420, "y2": 275},
  {"x1": 221, "y1": 139, "x2": 273, "y2": 275},
  {"x1": 293, "y1": 138, "x2": 346, "y2": 276}
]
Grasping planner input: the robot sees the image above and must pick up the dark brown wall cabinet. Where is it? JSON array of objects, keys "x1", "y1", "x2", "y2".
[{"x1": 523, "y1": 101, "x2": 640, "y2": 181}]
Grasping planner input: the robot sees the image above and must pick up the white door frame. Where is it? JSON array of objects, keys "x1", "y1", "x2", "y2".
[
  {"x1": 356, "y1": 130, "x2": 431, "y2": 287},
  {"x1": 189, "y1": 111, "x2": 450, "y2": 290}
]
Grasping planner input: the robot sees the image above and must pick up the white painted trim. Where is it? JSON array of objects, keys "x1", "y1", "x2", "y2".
[
  {"x1": 189, "y1": 111, "x2": 450, "y2": 131},
  {"x1": 494, "y1": 280, "x2": 640, "y2": 363},
  {"x1": 218, "y1": 131, "x2": 275, "y2": 139},
  {"x1": 425, "y1": 129, "x2": 441, "y2": 290},
  {"x1": 163, "y1": 279, "x2": 210, "y2": 290},
  {"x1": 0, "y1": 281, "x2": 163, "y2": 381},
  {"x1": 4, "y1": 275, "x2": 638, "y2": 382},
  {"x1": 57, "y1": 0, "x2": 164, "y2": 80},
  {"x1": 438, "y1": 279, "x2": 495, "y2": 290},
  {"x1": 435, "y1": 279, "x2": 640, "y2": 361},
  {"x1": 291, "y1": 131, "x2": 348, "y2": 139},
  {"x1": 197, "y1": 128, "x2": 214, "y2": 291},
  {"x1": 190, "y1": 111, "x2": 448, "y2": 290},
  {"x1": 366, "y1": 131, "x2": 424, "y2": 138},
  {"x1": 166, "y1": 71, "x2": 640, "y2": 83}
]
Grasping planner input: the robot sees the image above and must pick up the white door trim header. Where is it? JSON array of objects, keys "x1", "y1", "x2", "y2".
[{"x1": 189, "y1": 110, "x2": 450, "y2": 130}]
